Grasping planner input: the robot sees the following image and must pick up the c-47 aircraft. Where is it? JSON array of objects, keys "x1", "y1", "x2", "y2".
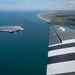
[{"x1": 0, "y1": 26, "x2": 23, "y2": 34}]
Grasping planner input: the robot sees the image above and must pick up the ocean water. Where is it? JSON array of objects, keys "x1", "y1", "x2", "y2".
[{"x1": 0, "y1": 10, "x2": 50, "y2": 75}]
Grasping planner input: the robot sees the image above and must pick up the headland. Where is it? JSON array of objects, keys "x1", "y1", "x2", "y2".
[{"x1": 38, "y1": 11, "x2": 75, "y2": 25}]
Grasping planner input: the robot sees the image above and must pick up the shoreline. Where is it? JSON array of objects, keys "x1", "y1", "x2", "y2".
[
  {"x1": 37, "y1": 14, "x2": 50, "y2": 22},
  {"x1": 38, "y1": 12, "x2": 75, "y2": 25}
]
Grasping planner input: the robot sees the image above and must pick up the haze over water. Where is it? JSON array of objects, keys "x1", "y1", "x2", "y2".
[{"x1": 0, "y1": 10, "x2": 50, "y2": 75}]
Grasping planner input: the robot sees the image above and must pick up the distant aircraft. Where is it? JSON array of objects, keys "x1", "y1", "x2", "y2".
[{"x1": 0, "y1": 26, "x2": 23, "y2": 35}]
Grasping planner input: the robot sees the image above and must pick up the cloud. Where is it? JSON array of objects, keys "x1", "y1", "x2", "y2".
[
  {"x1": 0, "y1": 0, "x2": 75, "y2": 10},
  {"x1": 48, "y1": 0, "x2": 75, "y2": 10},
  {"x1": 0, "y1": 0, "x2": 51, "y2": 10},
  {"x1": 68, "y1": 0, "x2": 75, "y2": 4},
  {"x1": 65, "y1": 0, "x2": 75, "y2": 9}
]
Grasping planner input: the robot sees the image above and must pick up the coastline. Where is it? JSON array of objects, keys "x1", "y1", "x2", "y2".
[
  {"x1": 37, "y1": 14, "x2": 50, "y2": 22},
  {"x1": 38, "y1": 12, "x2": 75, "y2": 25}
]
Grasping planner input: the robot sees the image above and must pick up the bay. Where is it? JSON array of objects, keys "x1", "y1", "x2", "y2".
[{"x1": 0, "y1": 10, "x2": 50, "y2": 75}]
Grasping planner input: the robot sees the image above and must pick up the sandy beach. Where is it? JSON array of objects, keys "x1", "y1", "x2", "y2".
[{"x1": 37, "y1": 14, "x2": 50, "y2": 22}]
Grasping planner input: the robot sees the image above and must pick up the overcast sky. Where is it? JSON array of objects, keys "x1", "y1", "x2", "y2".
[{"x1": 0, "y1": 0, "x2": 75, "y2": 10}]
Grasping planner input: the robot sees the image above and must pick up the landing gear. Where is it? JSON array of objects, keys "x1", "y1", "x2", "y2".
[
  {"x1": 15, "y1": 32, "x2": 17, "y2": 35},
  {"x1": 20, "y1": 31, "x2": 21, "y2": 33}
]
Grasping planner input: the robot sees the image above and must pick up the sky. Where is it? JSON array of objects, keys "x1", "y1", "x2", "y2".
[{"x1": 0, "y1": 0, "x2": 75, "y2": 10}]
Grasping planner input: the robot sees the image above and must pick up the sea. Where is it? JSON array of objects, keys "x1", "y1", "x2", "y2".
[{"x1": 0, "y1": 10, "x2": 50, "y2": 75}]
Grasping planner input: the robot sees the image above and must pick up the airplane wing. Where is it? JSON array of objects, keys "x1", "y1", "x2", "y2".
[
  {"x1": 47, "y1": 25, "x2": 75, "y2": 75},
  {"x1": 49, "y1": 25, "x2": 75, "y2": 45},
  {"x1": 0, "y1": 30, "x2": 13, "y2": 33},
  {"x1": 0, "y1": 30, "x2": 9, "y2": 32}
]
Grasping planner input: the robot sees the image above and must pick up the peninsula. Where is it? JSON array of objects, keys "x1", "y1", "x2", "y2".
[{"x1": 38, "y1": 11, "x2": 75, "y2": 25}]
